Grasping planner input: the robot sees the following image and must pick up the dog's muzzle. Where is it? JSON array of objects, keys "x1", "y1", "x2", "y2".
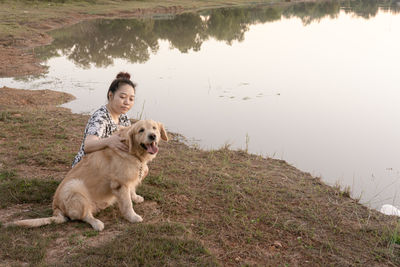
[{"x1": 141, "y1": 142, "x2": 159, "y2": 154}]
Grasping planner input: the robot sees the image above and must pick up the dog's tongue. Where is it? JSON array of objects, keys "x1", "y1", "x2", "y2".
[{"x1": 146, "y1": 142, "x2": 158, "y2": 154}]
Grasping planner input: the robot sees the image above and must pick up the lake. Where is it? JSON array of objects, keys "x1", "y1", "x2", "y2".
[{"x1": 1, "y1": 0, "x2": 400, "y2": 210}]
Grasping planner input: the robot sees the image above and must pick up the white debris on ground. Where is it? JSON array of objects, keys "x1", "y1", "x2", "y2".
[{"x1": 380, "y1": 204, "x2": 400, "y2": 216}]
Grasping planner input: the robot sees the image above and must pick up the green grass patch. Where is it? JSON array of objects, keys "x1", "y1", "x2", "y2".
[
  {"x1": 63, "y1": 222, "x2": 218, "y2": 266},
  {"x1": 137, "y1": 183, "x2": 165, "y2": 204},
  {"x1": 136, "y1": 173, "x2": 180, "y2": 204},
  {"x1": 83, "y1": 230, "x2": 99, "y2": 238},
  {"x1": 0, "y1": 171, "x2": 59, "y2": 208},
  {"x1": 0, "y1": 226, "x2": 50, "y2": 264},
  {"x1": 145, "y1": 172, "x2": 179, "y2": 189},
  {"x1": 0, "y1": 109, "x2": 79, "y2": 168},
  {"x1": 0, "y1": 169, "x2": 17, "y2": 180}
]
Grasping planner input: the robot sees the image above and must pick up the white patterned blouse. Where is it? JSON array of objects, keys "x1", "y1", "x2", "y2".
[{"x1": 71, "y1": 105, "x2": 131, "y2": 167}]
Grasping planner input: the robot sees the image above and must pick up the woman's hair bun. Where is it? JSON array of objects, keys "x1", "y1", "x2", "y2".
[{"x1": 116, "y1": 72, "x2": 131, "y2": 80}]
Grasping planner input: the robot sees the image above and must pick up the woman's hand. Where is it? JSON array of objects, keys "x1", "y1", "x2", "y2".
[
  {"x1": 84, "y1": 134, "x2": 128, "y2": 154},
  {"x1": 106, "y1": 135, "x2": 128, "y2": 152}
]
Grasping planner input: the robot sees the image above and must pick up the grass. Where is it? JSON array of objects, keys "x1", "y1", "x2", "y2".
[
  {"x1": 1, "y1": 88, "x2": 400, "y2": 265},
  {"x1": 1, "y1": 110, "x2": 79, "y2": 168},
  {"x1": 0, "y1": 171, "x2": 59, "y2": 208},
  {"x1": 63, "y1": 223, "x2": 217, "y2": 266},
  {"x1": 0, "y1": 226, "x2": 51, "y2": 264}
]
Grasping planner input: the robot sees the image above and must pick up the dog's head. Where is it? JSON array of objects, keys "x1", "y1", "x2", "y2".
[{"x1": 127, "y1": 120, "x2": 168, "y2": 160}]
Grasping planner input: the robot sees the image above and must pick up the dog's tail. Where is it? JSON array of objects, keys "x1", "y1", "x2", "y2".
[{"x1": 5, "y1": 211, "x2": 68, "y2": 228}]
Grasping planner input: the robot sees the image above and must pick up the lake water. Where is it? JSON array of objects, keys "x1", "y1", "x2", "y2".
[{"x1": 1, "y1": 1, "x2": 400, "y2": 210}]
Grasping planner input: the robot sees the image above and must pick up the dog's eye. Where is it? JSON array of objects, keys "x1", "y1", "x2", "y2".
[
  {"x1": 138, "y1": 128, "x2": 145, "y2": 133},
  {"x1": 153, "y1": 126, "x2": 156, "y2": 130}
]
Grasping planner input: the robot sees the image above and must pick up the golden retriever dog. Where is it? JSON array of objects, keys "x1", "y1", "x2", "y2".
[{"x1": 7, "y1": 120, "x2": 168, "y2": 231}]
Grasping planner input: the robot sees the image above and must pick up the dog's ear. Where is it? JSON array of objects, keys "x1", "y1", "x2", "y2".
[
  {"x1": 117, "y1": 125, "x2": 129, "y2": 131},
  {"x1": 130, "y1": 118, "x2": 139, "y2": 125},
  {"x1": 158, "y1": 122, "x2": 168, "y2": 141},
  {"x1": 127, "y1": 126, "x2": 136, "y2": 152}
]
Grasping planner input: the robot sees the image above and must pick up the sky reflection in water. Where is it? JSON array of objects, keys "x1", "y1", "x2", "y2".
[{"x1": 2, "y1": 1, "x2": 400, "y2": 209}]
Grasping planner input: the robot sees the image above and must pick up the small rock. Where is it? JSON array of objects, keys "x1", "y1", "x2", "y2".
[{"x1": 269, "y1": 241, "x2": 283, "y2": 251}]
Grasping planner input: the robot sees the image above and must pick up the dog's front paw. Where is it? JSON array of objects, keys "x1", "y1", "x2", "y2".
[
  {"x1": 92, "y1": 219, "x2": 105, "y2": 231},
  {"x1": 126, "y1": 213, "x2": 143, "y2": 223},
  {"x1": 132, "y1": 194, "x2": 144, "y2": 203}
]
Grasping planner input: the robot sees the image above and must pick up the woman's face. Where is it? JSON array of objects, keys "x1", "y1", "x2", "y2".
[{"x1": 108, "y1": 83, "x2": 135, "y2": 114}]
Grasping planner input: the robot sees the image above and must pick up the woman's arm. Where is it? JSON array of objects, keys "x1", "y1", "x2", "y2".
[{"x1": 84, "y1": 134, "x2": 128, "y2": 154}]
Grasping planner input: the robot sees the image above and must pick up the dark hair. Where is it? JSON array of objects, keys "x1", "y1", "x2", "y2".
[{"x1": 107, "y1": 72, "x2": 136, "y2": 100}]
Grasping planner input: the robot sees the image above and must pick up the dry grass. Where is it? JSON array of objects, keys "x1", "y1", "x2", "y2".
[{"x1": 0, "y1": 86, "x2": 400, "y2": 266}]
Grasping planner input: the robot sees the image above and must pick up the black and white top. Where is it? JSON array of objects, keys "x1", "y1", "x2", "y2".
[{"x1": 72, "y1": 105, "x2": 131, "y2": 167}]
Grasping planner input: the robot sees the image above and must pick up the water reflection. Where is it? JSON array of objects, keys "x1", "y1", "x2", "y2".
[{"x1": 32, "y1": 0, "x2": 400, "y2": 69}]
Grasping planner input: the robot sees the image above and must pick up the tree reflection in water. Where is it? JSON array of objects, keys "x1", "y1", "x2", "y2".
[{"x1": 35, "y1": 0, "x2": 400, "y2": 68}]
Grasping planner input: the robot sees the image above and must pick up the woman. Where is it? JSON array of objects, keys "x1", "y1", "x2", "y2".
[{"x1": 72, "y1": 72, "x2": 136, "y2": 167}]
